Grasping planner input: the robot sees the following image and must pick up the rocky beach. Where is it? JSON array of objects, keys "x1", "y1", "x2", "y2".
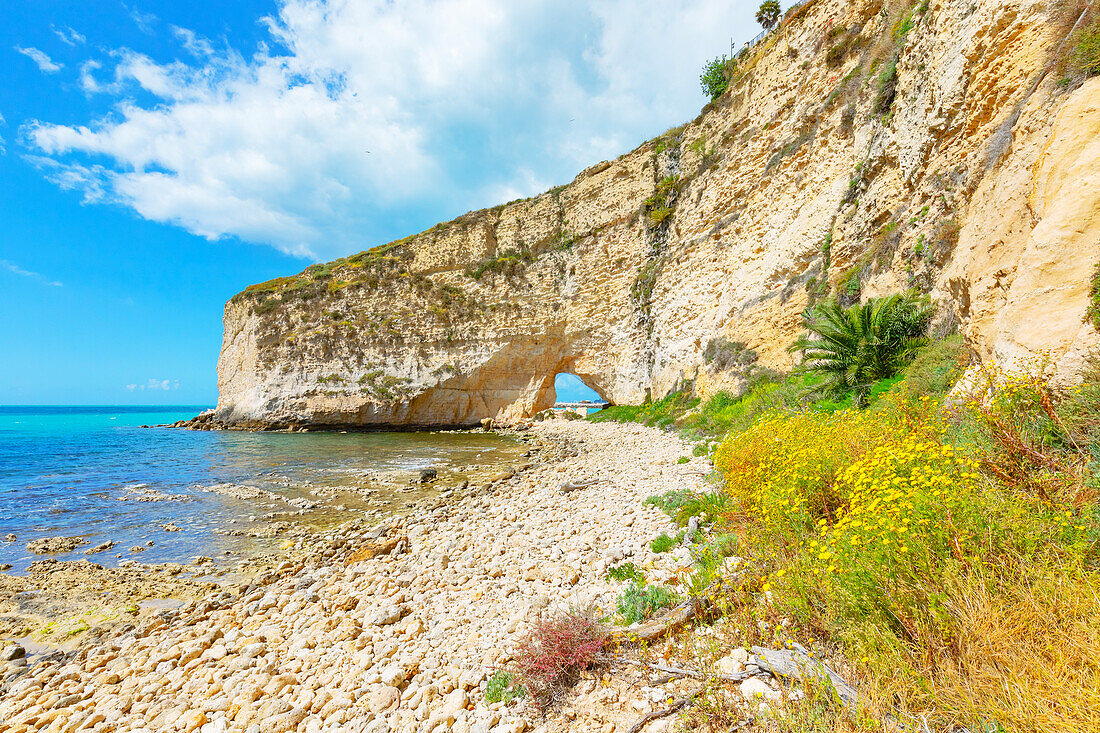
[{"x1": 0, "y1": 420, "x2": 762, "y2": 733}]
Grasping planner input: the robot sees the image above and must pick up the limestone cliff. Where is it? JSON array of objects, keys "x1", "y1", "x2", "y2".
[{"x1": 212, "y1": 0, "x2": 1100, "y2": 429}]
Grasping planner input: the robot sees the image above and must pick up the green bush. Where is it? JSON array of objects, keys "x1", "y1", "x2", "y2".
[
  {"x1": 700, "y1": 55, "x2": 734, "y2": 100},
  {"x1": 888, "y1": 333, "x2": 968, "y2": 398},
  {"x1": 615, "y1": 582, "x2": 679, "y2": 624}
]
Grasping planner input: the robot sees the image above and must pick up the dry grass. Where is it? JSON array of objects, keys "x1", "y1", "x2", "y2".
[{"x1": 866, "y1": 567, "x2": 1100, "y2": 732}]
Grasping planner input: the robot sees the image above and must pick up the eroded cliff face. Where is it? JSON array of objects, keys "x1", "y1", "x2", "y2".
[{"x1": 214, "y1": 0, "x2": 1100, "y2": 429}]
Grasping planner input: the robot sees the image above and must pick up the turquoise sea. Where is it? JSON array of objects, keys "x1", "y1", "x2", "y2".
[{"x1": 0, "y1": 406, "x2": 524, "y2": 573}]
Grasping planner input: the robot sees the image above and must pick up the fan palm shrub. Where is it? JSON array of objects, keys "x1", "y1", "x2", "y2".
[
  {"x1": 790, "y1": 291, "x2": 933, "y2": 407},
  {"x1": 756, "y1": 1, "x2": 781, "y2": 30}
]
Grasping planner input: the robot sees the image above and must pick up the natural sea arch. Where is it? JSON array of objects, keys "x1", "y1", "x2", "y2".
[{"x1": 552, "y1": 373, "x2": 603, "y2": 404}]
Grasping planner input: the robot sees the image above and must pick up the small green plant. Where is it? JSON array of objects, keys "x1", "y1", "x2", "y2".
[
  {"x1": 892, "y1": 7, "x2": 916, "y2": 42},
  {"x1": 645, "y1": 489, "x2": 696, "y2": 517},
  {"x1": 605, "y1": 562, "x2": 646, "y2": 584},
  {"x1": 615, "y1": 582, "x2": 679, "y2": 624},
  {"x1": 1072, "y1": 20, "x2": 1100, "y2": 76},
  {"x1": 485, "y1": 670, "x2": 525, "y2": 703},
  {"x1": 677, "y1": 456, "x2": 690, "y2": 464},
  {"x1": 646, "y1": 207, "x2": 673, "y2": 226},
  {"x1": 1087, "y1": 261, "x2": 1100, "y2": 329},
  {"x1": 650, "y1": 532, "x2": 682, "y2": 553}
]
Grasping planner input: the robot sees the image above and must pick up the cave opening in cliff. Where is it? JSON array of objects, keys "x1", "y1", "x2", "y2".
[{"x1": 552, "y1": 373, "x2": 606, "y2": 416}]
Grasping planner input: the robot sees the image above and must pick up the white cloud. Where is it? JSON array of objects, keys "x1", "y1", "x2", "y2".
[
  {"x1": 1, "y1": 259, "x2": 63, "y2": 287},
  {"x1": 126, "y1": 5, "x2": 158, "y2": 35},
  {"x1": 52, "y1": 25, "x2": 86, "y2": 46},
  {"x1": 15, "y1": 46, "x2": 63, "y2": 73},
  {"x1": 172, "y1": 27, "x2": 214, "y2": 58},
  {"x1": 26, "y1": 0, "x2": 760, "y2": 259},
  {"x1": 126, "y1": 379, "x2": 180, "y2": 391}
]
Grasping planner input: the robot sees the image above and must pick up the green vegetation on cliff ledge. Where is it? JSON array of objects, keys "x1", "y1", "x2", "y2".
[
  {"x1": 593, "y1": 334, "x2": 1100, "y2": 730},
  {"x1": 235, "y1": 239, "x2": 415, "y2": 313},
  {"x1": 1089, "y1": 260, "x2": 1100, "y2": 329},
  {"x1": 1073, "y1": 18, "x2": 1100, "y2": 76}
]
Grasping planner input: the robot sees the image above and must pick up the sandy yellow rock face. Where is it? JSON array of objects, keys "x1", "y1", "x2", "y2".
[
  {"x1": 943, "y1": 76, "x2": 1100, "y2": 382},
  {"x1": 213, "y1": 0, "x2": 1100, "y2": 428}
]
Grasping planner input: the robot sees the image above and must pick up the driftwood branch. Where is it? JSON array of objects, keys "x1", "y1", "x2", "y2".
[
  {"x1": 619, "y1": 658, "x2": 769, "y2": 685},
  {"x1": 610, "y1": 582, "x2": 725, "y2": 644},
  {"x1": 625, "y1": 691, "x2": 697, "y2": 733},
  {"x1": 559, "y1": 478, "x2": 606, "y2": 493},
  {"x1": 751, "y1": 645, "x2": 860, "y2": 708}
]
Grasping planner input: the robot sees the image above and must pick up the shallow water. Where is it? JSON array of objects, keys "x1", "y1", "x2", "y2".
[{"x1": 0, "y1": 406, "x2": 525, "y2": 572}]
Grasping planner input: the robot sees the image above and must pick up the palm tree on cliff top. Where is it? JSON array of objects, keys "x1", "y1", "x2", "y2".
[{"x1": 756, "y1": 1, "x2": 781, "y2": 30}]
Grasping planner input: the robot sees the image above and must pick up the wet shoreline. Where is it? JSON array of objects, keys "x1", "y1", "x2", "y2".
[{"x1": 0, "y1": 426, "x2": 541, "y2": 652}]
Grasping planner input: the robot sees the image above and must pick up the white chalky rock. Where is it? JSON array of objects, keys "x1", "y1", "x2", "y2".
[{"x1": 740, "y1": 676, "x2": 781, "y2": 702}]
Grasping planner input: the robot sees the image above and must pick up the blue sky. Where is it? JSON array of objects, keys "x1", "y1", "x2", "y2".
[{"x1": 1, "y1": 0, "x2": 767, "y2": 405}]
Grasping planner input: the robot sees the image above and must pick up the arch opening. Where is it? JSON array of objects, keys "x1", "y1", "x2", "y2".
[{"x1": 549, "y1": 372, "x2": 607, "y2": 417}]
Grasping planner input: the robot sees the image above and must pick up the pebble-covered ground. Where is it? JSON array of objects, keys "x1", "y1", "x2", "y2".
[{"x1": 1, "y1": 421, "x2": 716, "y2": 733}]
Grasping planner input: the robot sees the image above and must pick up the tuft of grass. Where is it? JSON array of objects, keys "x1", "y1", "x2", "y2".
[
  {"x1": 485, "y1": 670, "x2": 525, "y2": 704},
  {"x1": 605, "y1": 562, "x2": 645, "y2": 585},
  {"x1": 614, "y1": 582, "x2": 679, "y2": 624},
  {"x1": 650, "y1": 532, "x2": 683, "y2": 553},
  {"x1": 873, "y1": 57, "x2": 899, "y2": 115},
  {"x1": 645, "y1": 489, "x2": 696, "y2": 516}
]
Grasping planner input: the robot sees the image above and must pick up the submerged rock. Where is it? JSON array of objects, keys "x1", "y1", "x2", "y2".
[
  {"x1": 25, "y1": 536, "x2": 88, "y2": 554},
  {"x1": 84, "y1": 540, "x2": 116, "y2": 555}
]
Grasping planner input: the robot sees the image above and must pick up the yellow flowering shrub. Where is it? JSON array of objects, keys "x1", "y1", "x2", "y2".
[
  {"x1": 713, "y1": 394, "x2": 942, "y2": 532},
  {"x1": 797, "y1": 435, "x2": 985, "y2": 653},
  {"x1": 822, "y1": 438, "x2": 979, "y2": 572},
  {"x1": 706, "y1": 345, "x2": 1100, "y2": 730}
]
